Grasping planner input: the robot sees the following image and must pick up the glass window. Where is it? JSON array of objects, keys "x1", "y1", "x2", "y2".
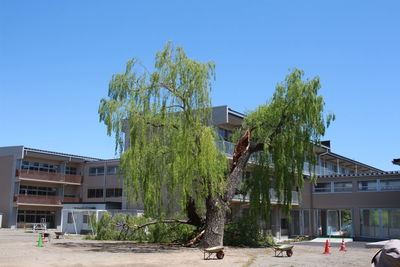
[
  {"x1": 361, "y1": 209, "x2": 380, "y2": 237},
  {"x1": 334, "y1": 181, "x2": 352, "y2": 192},
  {"x1": 83, "y1": 215, "x2": 89, "y2": 224},
  {"x1": 217, "y1": 127, "x2": 231, "y2": 141},
  {"x1": 89, "y1": 167, "x2": 104, "y2": 176},
  {"x1": 107, "y1": 166, "x2": 118, "y2": 175},
  {"x1": 88, "y1": 189, "x2": 103, "y2": 198},
  {"x1": 21, "y1": 161, "x2": 29, "y2": 170},
  {"x1": 67, "y1": 212, "x2": 73, "y2": 224},
  {"x1": 19, "y1": 185, "x2": 57, "y2": 196},
  {"x1": 314, "y1": 182, "x2": 331, "y2": 193},
  {"x1": 20, "y1": 161, "x2": 59, "y2": 173},
  {"x1": 65, "y1": 166, "x2": 77, "y2": 175},
  {"x1": 106, "y1": 188, "x2": 122, "y2": 198},
  {"x1": 380, "y1": 179, "x2": 400, "y2": 191},
  {"x1": 340, "y1": 210, "x2": 352, "y2": 236},
  {"x1": 358, "y1": 180, "x2": 377, "y2": 191}
]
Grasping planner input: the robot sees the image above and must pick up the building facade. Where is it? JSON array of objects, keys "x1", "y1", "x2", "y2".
[{"x1": 0, "y1": 105, "x2": 399, "y2": 239}]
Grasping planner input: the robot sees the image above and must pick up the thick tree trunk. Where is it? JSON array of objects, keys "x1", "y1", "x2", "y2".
[
  {"x1": 201, "y1": 130, "x2": 253, "y2": 248},
  {"x1": 201, "y1": 196, "x2": 228, "y2": 248}
]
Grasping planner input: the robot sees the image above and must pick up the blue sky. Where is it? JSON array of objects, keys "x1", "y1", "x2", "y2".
[{"x1": 1, "y1": 1, "x2": 399, "y2": 170}]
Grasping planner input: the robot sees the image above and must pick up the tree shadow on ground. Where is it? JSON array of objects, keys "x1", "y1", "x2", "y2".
[{"x1": 53, "y1": 241, "x2": 184, "y2": 253}]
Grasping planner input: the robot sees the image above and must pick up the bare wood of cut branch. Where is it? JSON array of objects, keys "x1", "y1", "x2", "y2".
[
  {"x1": 114, "y1": 219, "x2": 190, "y2": 231},
  {"x1": 182, "y1": 230, "x2": 205, "y2": 247}
]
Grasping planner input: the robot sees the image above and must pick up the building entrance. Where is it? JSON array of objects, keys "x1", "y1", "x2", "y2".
[{"x1": 314, "y1": 209, "x2": 352, "y2": 237}]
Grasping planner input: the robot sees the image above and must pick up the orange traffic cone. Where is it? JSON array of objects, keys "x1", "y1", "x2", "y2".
[
  {"x1": 339, "y1": 239, "x2": 346, "y2": 251},
  {"x1": 323, "y1": 239, "x2": 331, "y2": 254}
]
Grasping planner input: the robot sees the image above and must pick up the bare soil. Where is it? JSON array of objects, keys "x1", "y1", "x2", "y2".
[{"x1": 0, "y1": 229, "x2": 379, "y2": 267}]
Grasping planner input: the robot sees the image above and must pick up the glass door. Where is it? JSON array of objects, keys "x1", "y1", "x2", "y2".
[{"x1": 327, "y1": 210, "x2": 340, "y2": 235}]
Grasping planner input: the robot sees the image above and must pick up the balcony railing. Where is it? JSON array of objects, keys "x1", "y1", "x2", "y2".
[
  {"x1": 217, "y1": 140, "x2": 258, "y2": 162},
  {"x1": 16, "y1": 169, "x2": 82, "y2": 184},
  {"x1": 232, "y1": 189, "x2": 299, "y2": 205},
  {"x1": 13, "y1": 194, "x2": 80, "y2": 206}
]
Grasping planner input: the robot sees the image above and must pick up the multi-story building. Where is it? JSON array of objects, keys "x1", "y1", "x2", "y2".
[
  {"x1": 213, "y1": 106, "x2": 400, "y2": 240},
  {"x1": 0, "y1": 105, "x2": 399, "y2": 240},
  {"x1": 0, "y1": 146, "x2": 93, "y2": 229}
]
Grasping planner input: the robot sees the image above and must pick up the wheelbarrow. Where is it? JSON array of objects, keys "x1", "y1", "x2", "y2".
[
  {"x1": 203, "y1": 246, "x2": 224, "y2": 260},
  {"x1": 272, "y1": 245, "x2": 294, "y2": 257}
]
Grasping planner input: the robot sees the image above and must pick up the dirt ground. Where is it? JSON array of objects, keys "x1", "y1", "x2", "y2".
[{"x1": 0, "y1": 229, "x2": 379, "y2": 267}]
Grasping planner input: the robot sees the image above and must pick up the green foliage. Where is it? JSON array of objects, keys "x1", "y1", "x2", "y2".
[
  {"x1": 89, "y1": 212, "x2": 197, "y2": 243},
  {"x1": 99, "y1": 42, "x2": 227, "y2": 218},
  {"x1": 244, "y1": 69, "x2": 334, "y2": 218},
  {"x1": 224, "y1": 215, "x2": 276, "y2": 247},
  {"x1": 99, "y1": 42, "x2": 334, "y2": 244},
  {"x1": 148, "y1": 222, "x2": 196, "y2": 243}
]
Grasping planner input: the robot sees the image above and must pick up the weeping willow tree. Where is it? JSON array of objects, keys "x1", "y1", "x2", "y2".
[{"x1": 99, "y1": 42, "x2": 334, "y2": 247}]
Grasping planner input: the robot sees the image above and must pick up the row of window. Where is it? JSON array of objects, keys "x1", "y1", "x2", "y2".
[
  {"x1": 19, "y1": 185, "x2": 57, "y2": 196},
  {"x1": 87, "y1": 188, "x2": 122, "y2": 198},
  {"x1": 22, "y1": 161, "x2": 59, "y2": 173},
  {"x1": 21, "y1": 161, "x2": 77, "y2": 175},
  {"x1": 89, "y1": 166, "x2": 118, "y2": 176},
  {"x1": 314, "y1": 178, "x2": 400, "y2": 193},
  {"x1": 17, "y1": 210, "x2": 55, "y2": 225},
  {"x1": 316, "y1": 161, "x2": 355, "y2": 176},
  {"x1": 361, "y1": 208, "x2": 400, "y2": 238}
]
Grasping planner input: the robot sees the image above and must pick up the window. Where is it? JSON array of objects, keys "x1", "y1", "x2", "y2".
[
  {"x1": 358, "y1": 180, "x2": 377, "y2": 191},
  {"x1": 333, "y1": 181, "x2": 352, "y2": 192},
  {"x1": 17, "y1": 210, "x2": 55, "y2": 225},
  {"x1": 67, "y1": 212, "x2": 73, "y2": 224},
  {"x1": 107, "y1": 166, "x2": 118, "y2": 175},
  {"x1": 87, "y1": 189, "x2": 103, "y2": 198},
  {"x1": 217, "y1": 127, "x2": 231, "y2": 141},
  {"x1": 106, "y1": 188, "x2": 122, "y2": 198},
  {"x1": 89, "y1": 167, "x2": 104, "y2": 176},
  {"x1": 314, "y1": 182, "x2": 331, "y2": 193},
  {"x1": 361, "y1": 208, "x2": 400, "y2": 238},
  {"x1": 19, "y1": 185, "x2": 57, "y2": 196},
  {"x1": 83, "y1": 215, "x2": 89, "y2": 224},
  {"x1": 21, "y1": 161, "x2": 59, "y2": 173},
  {"x1": 380, "y1": 179, "x2": 400, "y2": 191},
  {"x1": 65, "y1": 166, "x2": 77, "y2": 175}
]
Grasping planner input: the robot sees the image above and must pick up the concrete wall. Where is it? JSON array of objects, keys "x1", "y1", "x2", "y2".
[{"x1": 0, "y1": 155, "x2": 14, "y2": 227}]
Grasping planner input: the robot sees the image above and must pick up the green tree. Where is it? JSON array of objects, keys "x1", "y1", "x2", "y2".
[{"x1": 99, "y1": 42, "x2": 333, "y2": 247}]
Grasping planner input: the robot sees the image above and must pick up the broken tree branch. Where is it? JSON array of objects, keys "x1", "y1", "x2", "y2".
[{"x1": 182, "y1": 230, "x2": 205, "y2": 247}]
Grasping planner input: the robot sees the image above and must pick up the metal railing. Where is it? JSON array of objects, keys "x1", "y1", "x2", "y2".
[{"x1": 232, "y1": 189, "x2": 299, "y2": 205}]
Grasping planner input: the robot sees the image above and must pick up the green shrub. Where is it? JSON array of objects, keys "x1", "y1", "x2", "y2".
[{"x1": 224, "y1": 215, "x2": 275, "y2": 247}]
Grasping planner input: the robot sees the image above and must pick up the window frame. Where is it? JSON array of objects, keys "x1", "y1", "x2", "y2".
[{"x1": 89, "y1": 167, "x2": 105, "y2": 176}]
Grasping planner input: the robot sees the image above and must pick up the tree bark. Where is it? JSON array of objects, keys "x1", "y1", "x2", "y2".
[
  {"x1": 201, "y1": 195, "x2": 227, "y2": 248},
  {"x1": 201, "y1": 130, "x2": 252, "y2": 248}
]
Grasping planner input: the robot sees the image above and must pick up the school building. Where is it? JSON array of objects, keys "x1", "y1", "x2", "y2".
[{"x1": 0, "y1": 105, "x2": 399, "y2": 240}]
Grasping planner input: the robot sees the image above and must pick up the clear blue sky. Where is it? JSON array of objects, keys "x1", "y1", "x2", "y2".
[{"x1": 1, "y1": 1, "x2": 399, "y2": 170}]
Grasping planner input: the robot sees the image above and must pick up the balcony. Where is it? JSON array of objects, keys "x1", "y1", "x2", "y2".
[
  {"x1": 14, "y1": 194, "x2": 80, "y2": 206},
  {"x1": 217, "y1": 140, "x2": 258, "y2": 163},
  {"x1": 232, "y1": 189, "x2": 299, "y2": 205},
  {"x1": 16, "y1": 169, "x2": 81, "y2": 184}
]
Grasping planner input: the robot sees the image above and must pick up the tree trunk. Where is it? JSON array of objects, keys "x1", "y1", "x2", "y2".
[
  {"x1": 201, "y1": 130, "x2": 253, "y2": 247},
  {"x1": 201, "y1": 196, "x2": 228, "y2": 248}
]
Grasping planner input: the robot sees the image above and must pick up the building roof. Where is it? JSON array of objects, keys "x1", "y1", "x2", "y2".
[
  {"x1": 24, "y1": 147, "x2": 102, "y2": 162},
  {"x1": 319, "y1": 149, "x2": 383, "y2": 173},
  {"x1": 317, "y1": 170, "x2": 400, "y2": 179}
]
